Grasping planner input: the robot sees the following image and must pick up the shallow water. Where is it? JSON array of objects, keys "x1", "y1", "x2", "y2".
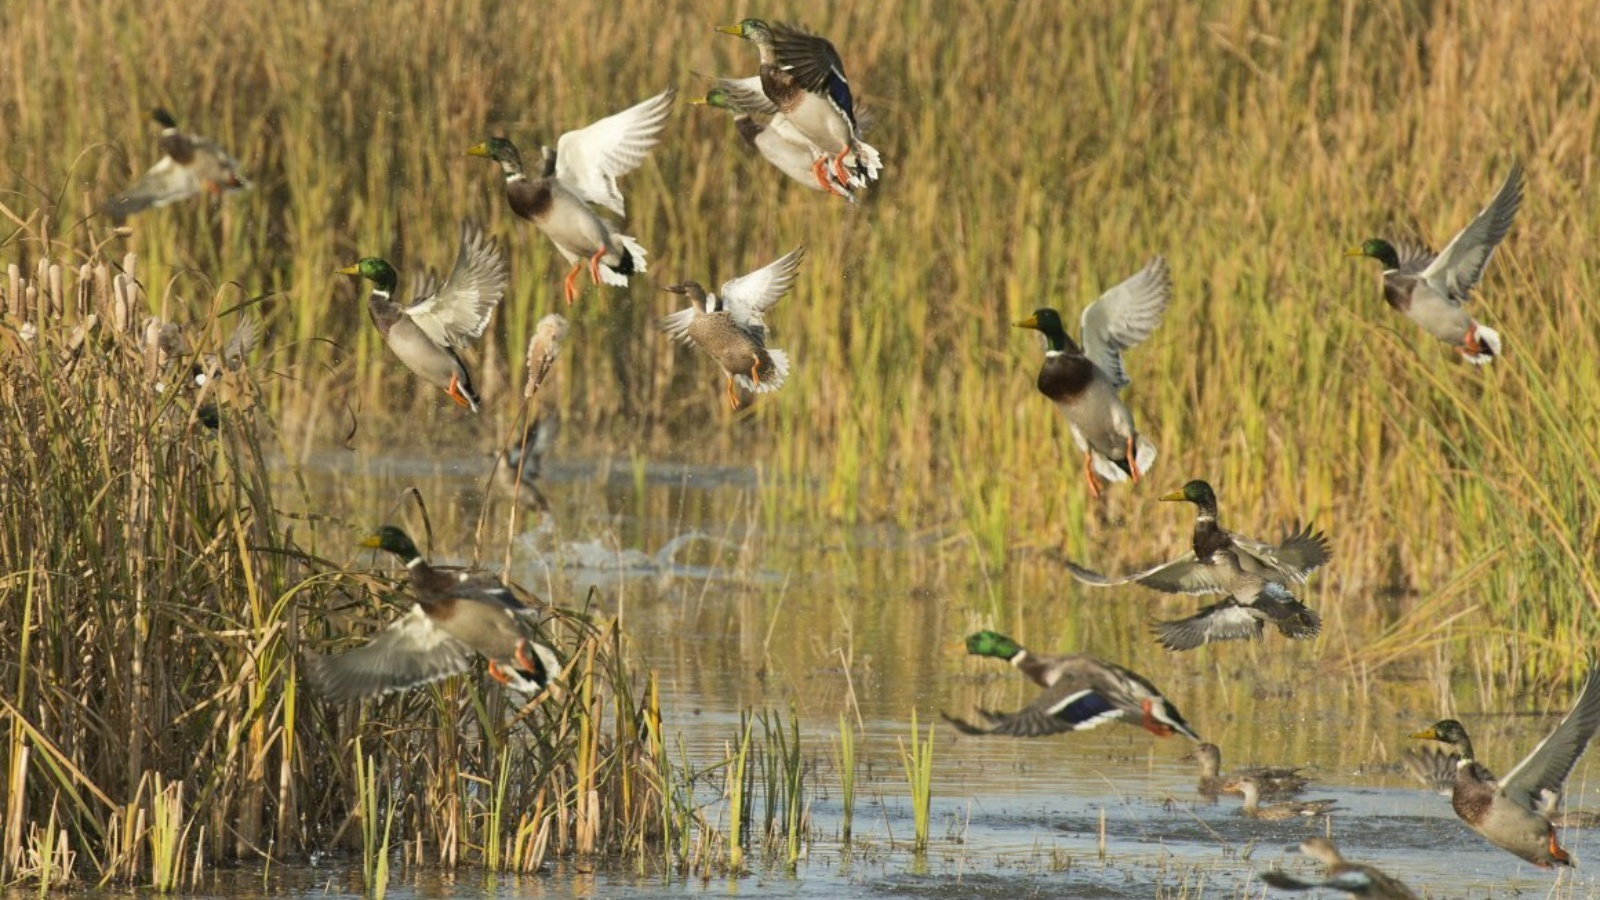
[{"x1": 182, "y1": 443, "x2": 1600, "y2": 898}]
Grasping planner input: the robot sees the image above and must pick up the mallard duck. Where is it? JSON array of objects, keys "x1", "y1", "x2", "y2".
[
  {"x1": 1257, "y1": 838, "x2": 1420, "y2": 899},
  {"x1": 190, "y1": 312, "x2": 263, "y2": 389},
  {"x1": 659, "y1": 246, "x2": 805, "y2": 410},
  {"x1": 104, "y1": 108, "x2": 249, "y2": 223},
  {"x1": 1225, "y1": 776, "x2": 1338, "y2": 820},
  {"x1": 337, "y1": 219, "x2": 509, "y2": 412},
  {"x1": 1067, "y1": 480, "x2": 1330, "y2": 650},
  {"x1": 1409, "y1": 662, "x2": 1600, "y2": 867},
  {"x1": 306, "y1": 526, "x2": 560, "y2": 701},
  {"x1": 942, "y1": 630, "x2": 1200, "y2": 740},
  {"x1": 1013, "y1": 257, "x2": 1170, "y2": 498},
  {"x1": 1346, "y1": 163, "x2": 1522, "y2": 365},
  {"x1": 1404, "y1": 743, "x2": 1600, "y2": 827},
  {"x1": 495, "y1": 409, "x2": 559, "y2": 511},
  {"x1": 716, "y1": 19, "x2": 881, "y2": 193},
  {"x1": 466, "y1": 89, "x2": 673, "y2": 305},
  {"x1": 692, "y1": 84, "x2": 854, "y2": 200},
  {"x1": 1188, "y1": 742, "x2": 1309, "y2": 798}
]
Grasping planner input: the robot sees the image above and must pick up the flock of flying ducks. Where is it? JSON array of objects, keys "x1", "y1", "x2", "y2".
[{"x1": 100, "y1": 13, "x2": 1577, "y2": 895}]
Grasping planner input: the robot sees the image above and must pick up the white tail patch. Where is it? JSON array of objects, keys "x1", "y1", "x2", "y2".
[
  {"x1": 846, "y1": 140, "x2": 882, "y2": 186},
  {"x1": 734, "y1": 347, "x2": 789, "y2": 393},
  {"x1": 1463, "y1": 322, "x2": 1502, "y2": 366},
  {"x1": 600, "y1": 234, "x2": 649, "y2": 287}
]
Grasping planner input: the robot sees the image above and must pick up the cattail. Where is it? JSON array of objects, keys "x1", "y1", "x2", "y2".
[{"x1": 523, "y1": 313, "x2": 569, "y2": 399}]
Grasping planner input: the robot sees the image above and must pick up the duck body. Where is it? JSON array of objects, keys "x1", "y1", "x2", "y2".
[
  {"x1": 305, "y1": 526, "x2": 560, "y2": 701},
  {"x1": 1013, "y1": 257, "x2": 1170, "y2": 498},
  {"x1": 1226, "y1": 777, "x2": 1337, "y2": 820},
  {"x1": 659, "y1": 247, "x2": 804, "y2": 409},
  {"x1": 338, "y1": 220, "x2": 508, "y2": 411},
  {"x1": 695, "y1": 85, "x2": 855, "y2": 199},
  {"x1": 104, "y1": 108, "x2": 250, "y2": 222},
  {"x1": 942, "y1": 631, "x2": 1201, "y2": 741},
  {"x1": 1409, "y1": 662, "x2": 1600, "y2": 867},
  {"x1": 1190, "y1": 743, "x2": 1308, "y2": 798},
  {"x1": 1258, "y1": 837, "x2": 1420, "y2": 899},
  {"x1": 1067, "y1": 480, "x2": 1330, "y2": 650},
  {"x1": 467, "y1": 90, "x2": 672, "y2": 304},
  {"x1": 1347, "y1": 163, "x2": 1521, "y2": 365}
]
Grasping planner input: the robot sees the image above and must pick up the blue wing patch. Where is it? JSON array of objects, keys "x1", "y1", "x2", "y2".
[{"x1": 1050, "y1": 689, "x2": 1123, "y2": 730}]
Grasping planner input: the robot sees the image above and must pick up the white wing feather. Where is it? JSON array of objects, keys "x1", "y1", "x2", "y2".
[
  {"x1": 719, "y1": 247, "x2": 806, "y2": 330},
  {"x1": 555, "y1": 89, "x2": 676, "y2": 217}
]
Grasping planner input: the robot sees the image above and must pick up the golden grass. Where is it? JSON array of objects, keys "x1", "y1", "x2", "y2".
[{"x1": 4, "y1": 0, "x2": 1600, "y2": 886}]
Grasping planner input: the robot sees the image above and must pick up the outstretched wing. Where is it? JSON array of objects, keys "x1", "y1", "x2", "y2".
[
  {"x1": 771, "y1": 23, "x2": 857, "y2": 125},
  {"x1": 1500, "y1": 661, "x2": 1600, "y2": 813},
  {"x1": 404, "y1": 220, "x2": 509, "y2": 348},
  {"x1": 1079, "y1": 256, "x2": 1171, "y2": 389},
  {"x1": 304, "y1": 606, "x2": 473, "y2": 701},
  {"x1": 1419, "y1": 162, "x2": 1523, "y2": 305},
  {"x1": 1228, "y1": 522, "x2": 1332, "y2": 584},
  {"x1": 711, "y1": 77, "x2": 781, "y2": 116},
  {"x1": 1153, "y1": 600, "x2": 1265, "y2": 651},
  {"x1": 1065, "y1": 555, "x2": 1226, "y2": 595},
  {"x1": 720, "y1": 247, "x2": 806, "y2": 331},
  {"x1": 555, "y1": 89, "x2": 675, "y2": 217}
]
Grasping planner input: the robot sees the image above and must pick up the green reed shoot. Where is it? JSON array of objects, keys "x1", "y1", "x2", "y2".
[
  {"x1": 899, "y1": 710, "x2": 934, "y2": 853},
  {"x1": 836, "y1": 714, "x2": 857, "y2": 842},
  {"x1": 356, "y1": 740, "x2": 395, "y2": 898}
]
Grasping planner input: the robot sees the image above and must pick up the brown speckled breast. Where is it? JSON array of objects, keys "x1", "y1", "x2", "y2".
[{"x1": 506, "y1": 178, "x2": 554, "y2": 222}]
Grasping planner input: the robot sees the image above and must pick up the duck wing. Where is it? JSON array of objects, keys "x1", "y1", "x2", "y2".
[
  {"x1": 1418, "y1": 163, "x2": 1523, "y2": 305},
  {"x1": 1078, "y1": 256, "x2": 1171, "y2": 389},
  {"x1": 1065, "y1": 554, "x2": 1227, "y2": 595},
  {"x1": 403, "y1": 220, "x2": 508, "y2": 349},
  {"x1": 305, "y1": 606, "x2": 473, "y2": 701},
  {"x1": 1227, "y1": 522, "x2": 1331, "y2": 583},
  {"x1": 555, "y1": 89, "x2": 675, "y2": 217},
  {"x1": 720, "y1": 246, "x2": 806, "y2": 332},
  {"x1": 770, "y1": 24, "x2": 857, "y2": 125},
  {"x1": 1499, "y1": 661, "x2": 1600, "y2": 813}
]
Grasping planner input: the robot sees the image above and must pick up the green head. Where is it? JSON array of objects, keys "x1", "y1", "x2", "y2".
[
  {"x1": 965, "y1": 630, "x2": 1024, "y2": 660},
  {"x1": 151, "y1": 107, "x2": 179, "y2": 130},
  {"x1": 337, "y1": 257, "x2": 398, "y2": 293},
  {"x1": 717, "y1": 17, "x2": 773, "y2": 43},
  {"x1": 466, "y1": 137, "x2": 525, "y2": 174},
  {"x1": 360, "y1": 525, "x2": 421, "y2": 562},
  {"x1": 1345, "y1": 238, "x2": 1400, "y2": 269},
  {"x1": 694, "y1": 88, "x2": 734, "y2": 111},
  {"x1": 1160, "y1": 479, "x2": 1216, "y2": 508},
  {"x1": 1013, "y1": 308, "x2": 1073, "y2": 352},
  {"x1": 1410, "y1": 719, "x2": 1471, "y2": 747}
]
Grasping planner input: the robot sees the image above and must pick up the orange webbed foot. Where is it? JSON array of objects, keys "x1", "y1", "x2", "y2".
[
  {"x1": 1125, "y1": 435, "x2": 1142, "y2": 483},
  {"x1": 563, "y1": 263, "x2": 582, "y2": 305},
  {"x1": 587, "y1": 246, "x2": 607, "y2": 285},
  {"x1": 1084, "y1": 453, "x2": 1104, "y2": 500}
]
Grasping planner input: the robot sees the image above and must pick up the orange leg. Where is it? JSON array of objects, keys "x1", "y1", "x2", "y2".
[
  {"x1": 1083, "y1": 452, "x2": 1103, "y2": 500},
  {"x1": 445, "y1": 374, "x2": 473, "y2": 410},
  {"x1": 1462, "y1": 325, "x2": 1484, "y2": 358},
  {"x1": 1548, "y1": 828, "x2": 1571, "y2": 866},
  {"x1": 810, "y1": 157, "x2": 843, "y2": 195},
  {"x1": 749, "y1": 354, "x2": 763, "y2": 389},
  {"x1": 1125, "y1": 435, "x2": 1142, "y2": 484},
  {"x1": 725, "y1": 377, "x2": 745, "y2": 411},
  {"x1": 562, "y1": 262, "x2": 583, "y2": 305},
  {"x1": 587, "y1": 246, "x2": 607, "y2": 286},
  {"x1": 831, "y1": 152, "x2": 854, "y2": 187},
  {"x1": 487, "y1": 660, "x2": 513, "y2": 685}
]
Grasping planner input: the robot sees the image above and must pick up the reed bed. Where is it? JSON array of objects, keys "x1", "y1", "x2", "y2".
[{"x1": 4, "y1": 0, "x2": 1600, "y2": 888}]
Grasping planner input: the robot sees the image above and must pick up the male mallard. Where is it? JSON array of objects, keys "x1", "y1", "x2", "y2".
[
  {"x1": 104, "y1": 108, "x2": 250, "y2": 223},
  {"x1": 1409, "y1": 662, "x2": 1600, "y2": 867},
  {"x1": 337, "y1": 219, "x2": 508, "y2": 412},
  {"x1": 1224, "y1": 776, "x2": 1339, "y2": 820},
  {"x1": 305, "y1": 526, "x2": 560, "y2": 701},
  {"x1": 1013, "y1": 257, "x2": 1170, "y2": 499},
  {"x1": 1188, "y1": 742, "x2": 1309, "y2": 798},
  {"x1": 466, "y1": 89, "x2": 673, "y2": 305},
  {"x1": 716, "y1": 19, "x2": 881, "y2": 193},
  {"x1": 1067, "y1": 480, "x2": 1330, "y2": 650},
  {"x1": 693, "y1": 85, "x2": 854, "y2": 201},
  {"x1": 942, "y1": 630, "x2": 1200, "y2": 740},
  {"x1": 659, "y1": 246, "x2": 805, "y2": 410},
  {"x1": 1346, "y1": 163, "x2": 1522, "y2": 365},
  {"x1": 1257, "y1": 838, "x2": 1420, "y2": 899},
  {"x1": 494, "y1": 409, "x2": 559, "y2": 511}
]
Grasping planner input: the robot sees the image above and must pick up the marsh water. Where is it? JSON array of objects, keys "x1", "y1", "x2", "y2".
[{"x1": 197, "y1": 439, "x2": 1600, "y2": 898}]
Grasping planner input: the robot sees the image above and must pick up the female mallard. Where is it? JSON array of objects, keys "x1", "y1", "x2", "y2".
[
  {"x1": 1013, "y1": 257, "x2": 1170, "y2": 499},
  {"x1": 942, "y1": 630, "x2": 1200, "y2": 740},
  {"x1": 1347, "y1": 163, "x2": 1521, "y2": 365},
  {"x1": 466, "y1": 89, "x2": 673, "y2": 305},
  {"x1": 1409, "y1": 662, "x2": 1600, "y2": 867},
  {"x1": 1067, "y1": 480, "x2": 1330, "y2": 650},
  {"x1": 104, "y1": 108, "x2": 250, "y2": 223},
  {"x1": 1258, "y1": 838, "x2": 1420, "y2": 898},
  {"x1": 1189, "y1": 742, "x2": 1308, "y2": 798},
  {"x1": 659, "y1": 246, "x2": 805, "y2": 410},
  {"x1": 337, "y1": 219, "x2": 508, "y2": 412},
  {"x1": 693, "y1": 85, "x2": 854, "y2": 200},
  {"x1": 1224, "y1": 776, "x2": 1339, "y2": 820},
  {"x1": 305, "y1": 526, "x2": 560, "y2": 701},
  {"x1": 716, "y1": 19, "x2": 880, "y2": 193}
]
